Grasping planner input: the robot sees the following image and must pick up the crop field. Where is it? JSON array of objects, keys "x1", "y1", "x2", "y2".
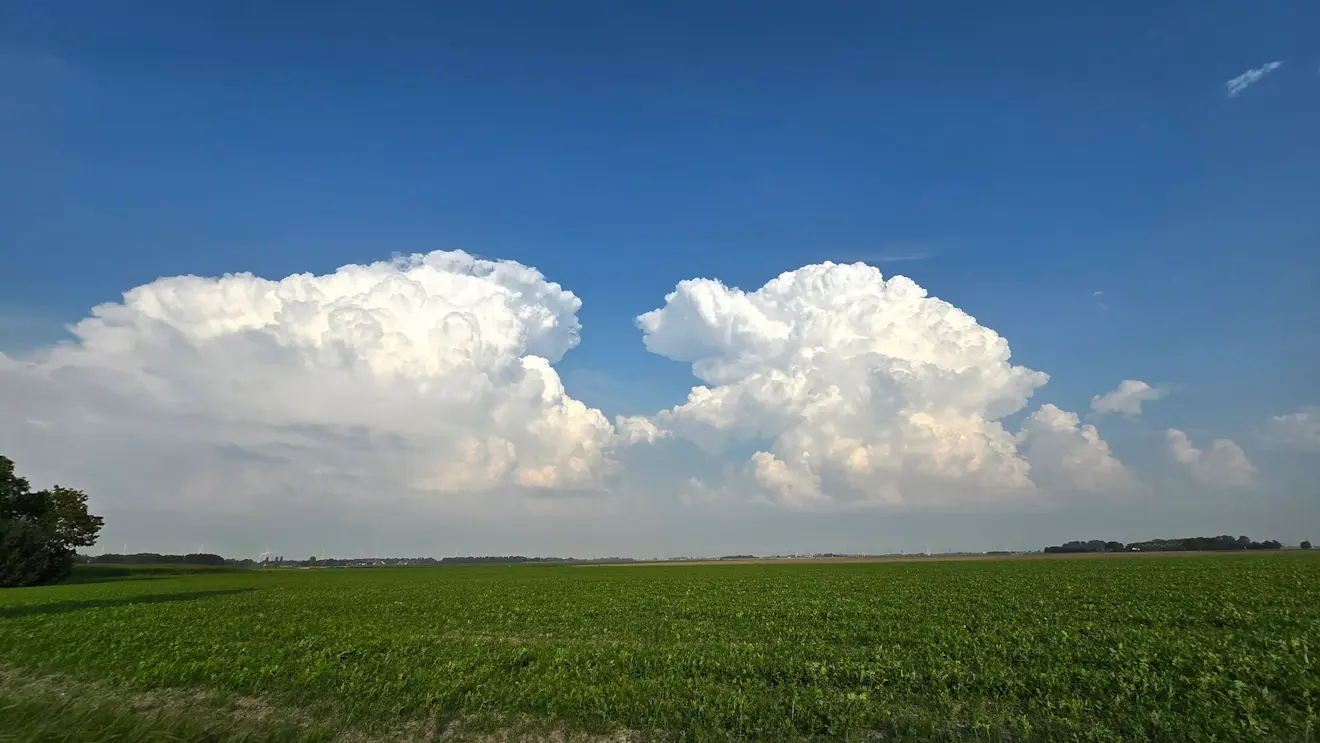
[{"x1": 1, "y1": 554, "x2": 1318, "y2": 742}]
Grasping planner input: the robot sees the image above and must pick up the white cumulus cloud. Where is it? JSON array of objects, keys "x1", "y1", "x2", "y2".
[
  {"x1": 6, "y1": 249, "x2": 1309, "y2": 554},
  {"x1": 1016, "y1": 404, "x2": 1133, "y2": 493},
  {"x1": 636, "y1": 262, "x2": 1052, "y2": 507},
  {"x1": 0, "y1": 251, "x2": 620, "y2": 510},
  {"x1": 1260, "y1": 406, "x2": 1320, "y2": 451},
  {"x1": 1091, "y1": 379, "x2": 1167, "y2": 417},
  {"x1": 1165, "y1": 428, "x2": 1255, "y2": 489},
  {"x1": 1224, "y1": 61, "x2": 1283, "y2": 97}
]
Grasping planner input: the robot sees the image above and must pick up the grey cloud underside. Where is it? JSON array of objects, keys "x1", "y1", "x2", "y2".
[{"x1": 0, "y1": 251, "x2": 1268, "y2": 555}]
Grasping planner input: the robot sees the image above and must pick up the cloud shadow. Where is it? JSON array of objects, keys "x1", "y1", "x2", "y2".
[{"x1": 0, "y1": 589, "x2": 254, "y2": 619}]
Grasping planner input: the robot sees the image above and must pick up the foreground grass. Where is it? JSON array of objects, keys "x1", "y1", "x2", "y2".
[
  {"x1": 2, "y1": 554, "x2": 1319, "y2": 741},
  {"x1": 0, "y1": 687, "x2": 322, "y2": 743}
]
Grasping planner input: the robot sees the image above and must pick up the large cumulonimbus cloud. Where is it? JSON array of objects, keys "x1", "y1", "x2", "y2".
[
  {"x1": 1, "y1": 253, "x2": 1154, "y2": 523},
  {"x1": 0, "y1": 251, "x2": 620, "y2": 506},
  {"x1": 635, "y1": 261, "x2": 1104, "y2": 506}
]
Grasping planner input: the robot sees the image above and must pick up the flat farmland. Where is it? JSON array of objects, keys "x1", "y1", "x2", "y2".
[{"x1": 2, "y1": 554, "x2": 1318, "y2": 742}]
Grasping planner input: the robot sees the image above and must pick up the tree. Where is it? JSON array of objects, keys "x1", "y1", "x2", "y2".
[
  {"x1": 0, "y1": 454, "x2": 103, "y2": 587},
  {"x1": 1302, "y1": 540, "x2": 1312, "y2": 550}
]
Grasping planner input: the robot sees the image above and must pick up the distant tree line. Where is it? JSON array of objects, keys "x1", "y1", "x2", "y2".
[
  {"x1": 78, "y1": 552, "x2": 234, "y2": 567},
  {"x1": 75, "y1": 553, "x2": 655, "y2": 570},
  {"x1": 1044, "y1": 535, "x2": 1289, "y2": 554},
  {"x1": 266, "y1": 555, "x2": 641, "y2": 568}
]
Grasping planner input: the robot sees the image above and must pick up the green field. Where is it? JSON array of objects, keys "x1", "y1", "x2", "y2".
[{"x1": 1, "y1": 554, "x2": 1318, "y2": 742}]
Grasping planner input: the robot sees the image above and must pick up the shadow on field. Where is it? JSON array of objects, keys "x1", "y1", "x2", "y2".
[
  {"x1": 59, "y1": 573, "x2": 180, "y2": 586},
  {"x1": 0, "y1": 589, "x2": 254, "y2": 619},
  {"x1": 60, "y1": 564, "x2": 246, "y2": 585}
]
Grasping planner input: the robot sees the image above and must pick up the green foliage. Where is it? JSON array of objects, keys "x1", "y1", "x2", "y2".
[
  {"x1": 0, "y1": 519, "x2": 74, "y2": 588},
  {"x1": 82, "y1": 552, "x2": 229, "y2": 566},
  {"x1": 1, "y1": 553, "x2": 1318, "y2": 741},
  {"x1": 0, "y1": 454, "x2": 104, "y2": 588}
]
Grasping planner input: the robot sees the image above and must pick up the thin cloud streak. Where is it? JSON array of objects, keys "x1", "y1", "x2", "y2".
[
  {"x1": 868, "y1": 252, "x2": 935, "y2": 263},
  {"x1": 834, "y1": 249, "x2": 940, "y2": 265},
  {"x1": 1224, "y1": 61, "x2": 1283, "y2": 97}
]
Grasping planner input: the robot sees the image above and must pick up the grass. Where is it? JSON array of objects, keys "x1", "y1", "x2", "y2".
[
  {"x1": 0, "y1": 689, "x2": 324, "y2": 743},
  {"x1": 2, "y1": 553, "x2": 1318, "y2": 741}
]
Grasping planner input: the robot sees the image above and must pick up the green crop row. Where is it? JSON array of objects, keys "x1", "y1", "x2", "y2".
[{"x1": 2, "y1": 554, "x2": 1318, "y2": 741}]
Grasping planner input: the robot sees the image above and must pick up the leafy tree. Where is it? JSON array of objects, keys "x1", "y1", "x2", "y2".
[
  {"x1": 1300, "y1": 540, "x2": 1312, "y2": 550},
  {"x1": 0, "y1": 520, "x2": 74, "y2": 587},
  {"x1": 0, "y1": 454, "x2": 103, "y2": 587}
]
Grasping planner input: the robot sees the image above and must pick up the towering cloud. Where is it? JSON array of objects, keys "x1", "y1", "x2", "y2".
[
  {"x1": 1165, "y1": 429, "x2": 1255, "y2": 489},
  {"x1": 1016, "y1": 404, "x2": 1132, "y2": 493},
  {"x1": 0, "y1": 251, "x2": 618, "y2": 506},
  {"x1": 637, "y1": 262, "x2": 1055, "y2": 506}
]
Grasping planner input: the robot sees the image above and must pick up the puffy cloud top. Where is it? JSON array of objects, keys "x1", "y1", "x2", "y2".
[
  {"x1": 1016, "y1": 404, "x2": 1132, "y2": 493},
  {"x1": 637, "y1": 262, "x2": 1051, "y2": 506},
  {"x1": 1091, "y1": 379, "x2": 1167, "y2": 417},
  {"x1": 3, "y1": 251, "x2": 615, "y2": 495},
  {"x1": 75, "y1": 250, "x2": 583, "y2": 373}
]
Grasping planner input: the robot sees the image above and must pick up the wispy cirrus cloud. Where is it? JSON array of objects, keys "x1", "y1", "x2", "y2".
[{"x1": 1224, "y1": 61, "x2": 1283, "y2": 97}]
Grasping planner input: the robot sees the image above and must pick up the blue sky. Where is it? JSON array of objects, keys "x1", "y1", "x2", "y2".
[{"x1": 1, "y1": 1, "x2": 1317, "y2": 555}]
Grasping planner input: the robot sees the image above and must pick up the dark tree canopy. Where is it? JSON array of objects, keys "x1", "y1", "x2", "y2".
[
  {"x1": 1045, "y1": 535, "x2": 1285, "y2": 554},
  {"x1": 1303, "y1": 541, "x2": 1313, "y2": 550},
  {"x1": 0, "y1": 454, "x2": 104, "y2": 587}
]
